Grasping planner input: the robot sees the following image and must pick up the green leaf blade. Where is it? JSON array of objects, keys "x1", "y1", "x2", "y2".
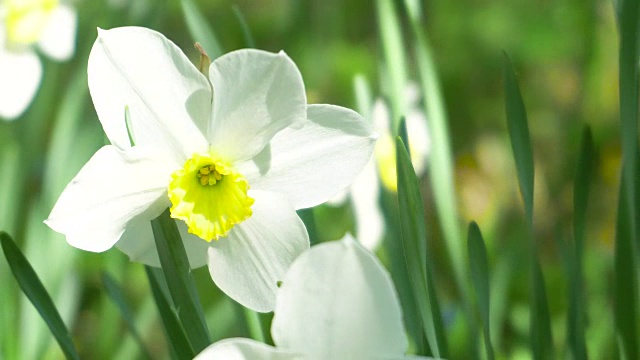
[
  {"x1": 151, "y1": 209, "x2": 211, "y2": 353},
  {"x1": 145, "y1": 266, "x2": 195, "y2": 360},
  {"x1": 502, "y1": 53, "x2": 534, "y2": 226},
  {"x1": 502, "y1": 54, "x2": 554, "y2": 359},
  {"x1": 467, "y1": 222, "x2": 494, "y2": 360},
  {"x1": 0, "y1": 232, "x2": 79, "y2": 360},
  {"x1": 396, "y1": 137, "x2": 448, "y2": 358},
  {"x1": 180, "y1": 0, "x2": 223, "y2": 59},
  {"x1": 566, "y1": 126, "x2": 593, "y2": 359}
]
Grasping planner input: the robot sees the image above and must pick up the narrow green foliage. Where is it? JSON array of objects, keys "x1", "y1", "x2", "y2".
[
  {"x1": 101, "y1": 273, "x2": 152, "y2": 360},
  {"x1": 232, "y1": 5, "x2": 256, "y2": 48},
  {"x1": 396, "y1": 137, "x2": 448, "y2": 357},
  {"x1": 151, "y1": 209, "x2": 211, "y2": 353},
  {"x1": 502, "y1": 53, "x2": 534, "y2": 226},
  {"x1": 502, "y1": 54, "x2": 554, "y2": 359},
  {"x1": 0, "y1": 232, "x2": 79, "y2": 360},
  {"x1": 409, "y1": 15, "x2": 467, "y2": 306},
  {"x1": 124, "y1": 106, "x2": 135, "y2": 147},
  {"x1": 616, "y1": 3, "x2": 639, "y2": 356},
  {"x1": 145, "y1": 266, "x2": 195, "y2": 360},
  {"x1": 530, "y1": 259, "x2": 554, "y2": 360},
  {"x1": 353, "y1": 75, "x2": 373, "y2": 123},
  {"x1": 566, "y1": 126, "x2": 593, "y2": 359},
  {"x1": 180, "y1": 0, "x2": 223, "y2": 59},
  {"x1": 467, "y1": 222, "x2": 494, "y2": 360},
  {"x1": 376, "y1": 0, "x2": 408, "y2": 132},
  {"x1": 614, "y1": 171, "x2": 639, "y2": 360},
  {"x1": 617, "y1": 0, "x2": 639, "y2": 236}
]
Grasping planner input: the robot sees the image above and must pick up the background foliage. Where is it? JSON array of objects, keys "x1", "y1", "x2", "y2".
[{"x1": 0, "y1": 0, "x2": 629, "y2": 359}]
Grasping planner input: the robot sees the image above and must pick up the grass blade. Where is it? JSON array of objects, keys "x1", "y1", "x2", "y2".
[
  {"x1": 376, "y1": 0, "x2": 408, "y2": 132},
  {"x1": 615, "y1": 167, "x2": 638, "y2": 359},
  {"x1": 502, "y1": 53, "x2": 534, "y2": 225},
  {"x1": 180, "y1": 0, "x2": 223, "y2": 59},
  {"x1": 467, "y1": 222, "x2": 494, "y2": 360},
  {"x1": 145, "y1": 266, "x2": 195, "y2": 360},
  {"x1": 151, "y1": 209, "x2": 211, "y2": 353},
  {"x1": 409, "y1": 19, "x2": 467, "y2": 305},
  {"x1": 396, "y1": 137, "x2": 448, "y2": 357},
  {"x1": 101, "y1": 273, "x2": 153, "y2": 360},
  {"x1": 232, "y1": 5, "x2": 256, "y2": 48},
  {"x1": 502, "y1": 53, "x2": 554, "y2": 359},
  {"x1": 0, "y1": 232, "x2": 79, "y2": 360},
  {"x1": 566, "y1": 126, "x2": 594, "y2": 359}
]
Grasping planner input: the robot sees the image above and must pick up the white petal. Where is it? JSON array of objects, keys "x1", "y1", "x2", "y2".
[
  {"x1": 236, "y1": 104, "x2": 376, "y2": 209},
  {"x1": 0, "y1": 49, "x2": 41, "y2": 120},
  {"x1": 208, "y1": 49, "x2": 306, "y2": 162},
  {"x1": 195, "y1": 338, "x2": 303, "y2": 360},
  {"x1": 45, "y1": 145, "x2": 177, "y2": 252},
  {"x1": 207, "y1": 191, "x2": 309, "y2": 312},
  {"x1": 37, "y1": 4, "x2": 77, "y2": 61},
  {"x1": 271, "y1": 235, "x2": 409, "y2": 359},
  {"x1": 350, "y1": 156, "x2": 384, "y2": 250},
  {"x1": 406, "y1": 108, "x2": 430, "y2": 176},
  {"x1": 116, "y1": 218, "x2": 209, "y2": 268},
  {"x1": 88, "y1": 27, "x2": 210, "y2": 160},
  {"x1": 372, "y1": 98, "x2": 391, "y2": 134}
]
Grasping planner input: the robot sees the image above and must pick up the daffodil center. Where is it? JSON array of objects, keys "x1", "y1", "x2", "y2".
[
  {"x1": 168, "y1": 153, "x2": 254, "y2": 242},
  {"x1": 5, "y1": 0, "x2": 58, "y2": 45},
  {"x1": 197, "y1": 164, "x2": 226, "y2": 185}
]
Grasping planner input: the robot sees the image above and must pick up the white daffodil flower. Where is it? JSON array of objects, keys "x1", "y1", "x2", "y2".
[
  {"x1": 330, "y1": 84, "x2": 431, "y2": 250},
  {"x1": 195, "y1": 235, "x2": 435, "y2": 360},
  {"x1": 45, "y1": 26, "x2": 376, "y2": 312},
  {"x1": 0, "y1": 0, "x2": 77, "y2": 119}
]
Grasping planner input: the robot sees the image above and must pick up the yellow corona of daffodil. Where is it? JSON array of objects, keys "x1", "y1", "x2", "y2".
[
  {"x1": 0, "y1": 0, "x2": 77, "y2": 119},
  {"x1": 45, "y1": 27, "x2": 376, "y2": 312}
]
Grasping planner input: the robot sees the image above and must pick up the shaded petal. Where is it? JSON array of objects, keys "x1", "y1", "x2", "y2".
[
  {"x1": 116, "y1": 217, "x2": 210, "y2": 268},
  {"x1": 406, "y1": 107, "x2": 430, "y2": 176},
  {"x1": 208, "y1": 49, "x2": 306, "y2": 162},
  {"x1": 37, "y1": 4, "x2": 77, "y2": 61},
  {"x1": 236, "y1": 104, "x2": 376, "y2": 209},
  {"x1": 350, "y1": 156, "x2": 384, "y2": 250},
  {"x1": 195, "y1": 338, "x2": 303, "y2": 360},
  {"x1": 271, "y1": 235, "x2": 409, "y2": 360},
  {"x1": 88, "y1": 26, "x2": 210, "y2": 160},
  {"x1": 45, "y1": 145, "x2": 177, "y2": 252},
  {"x1": 207, "y1": 190, "x2": 309, "y2": 312},
  {"x1": 0, "y1": 49, "x2": 41, "y2": 119}
]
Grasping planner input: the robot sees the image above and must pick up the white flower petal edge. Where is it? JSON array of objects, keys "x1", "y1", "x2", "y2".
[
  {"x1": 350, "y1": 156, "x2": 384, "y2": 250},
  {"x1": 0, "y1": 49, "x2": 42, "y2": 119},
  {"x1": 88, "y1": 26, "x2": 210, "y2": 161},
  {"x1": 195, "y1": 338, "x2": 303, "y2": 360},
  {"x1": 207, "y1": 190, "x2": 309, "y2": 312},
  {"x1": 115, "y1": 218, "x2": 210, "y2": 268},
  {"x1": 236, "y1": 104, "x2": 376, "y2": 209},
  {"x1": 208, "y1": 49, "x2": 307, "y2": 163},
  {"x1": 45, "y1": 145, "x2": 177, "y2": 252},
  {"x1": 37, "y1": 4, "x2": 77, "y2": 61},
  {"x1": 271, "y1": 235, "x2": 422, "y2": 360}
]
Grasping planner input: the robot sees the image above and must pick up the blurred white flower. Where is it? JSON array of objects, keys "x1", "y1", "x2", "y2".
[
  {"x1": 45, "y1": 27, "x2": 375, "y2": 312},
  {"x1": 195, "y1": 235, "x2": 434, "y2": 360},
  {"x1": 0, "y1": 0, "x2": 77, "y2": 119},
  {"x1": 330, "y1": 83, "x2": 431, "y2": 250}
]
